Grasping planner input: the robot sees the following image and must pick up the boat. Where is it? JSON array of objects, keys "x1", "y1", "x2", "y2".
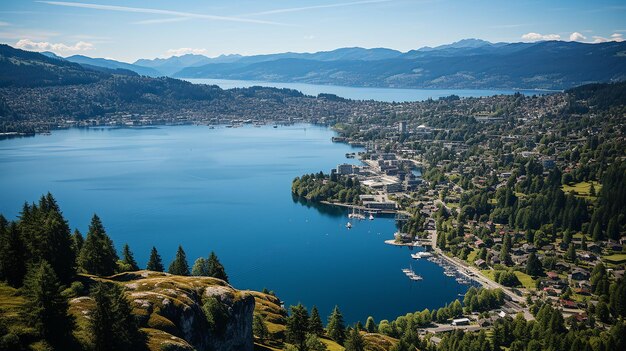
[
  {"x1": 346, "y1": 222, "x2": 352, "y2": 229},
  {"x1": 273, "y1": 125, "x2": 278, "y2": 128},
  {"x1": 411, "y1": 252, "x2": 433, "y2": 260},
  {"x1": 369, "y1": 212, "x2": 374, "y2": 220}
]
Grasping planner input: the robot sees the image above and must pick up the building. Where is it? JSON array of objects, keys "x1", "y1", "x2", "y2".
[
  {"x1": 384, "y1": 182, "x2": 403, "y2": 193},
  {"x1": 398, "y1": 121, "x2": 407, "y2": 134},
  {"x1": 452, "y1": 318, "x2": 470, "y2": 326},
  {"x1": 336, "y1": 163, "x2": 354, "y2": 175},
  {"x1": 542, "y1": 158, "x2": 556, "y2": 170},
  {"x1": 363, "y1": 201, "x2": 397, "y2": 210}
]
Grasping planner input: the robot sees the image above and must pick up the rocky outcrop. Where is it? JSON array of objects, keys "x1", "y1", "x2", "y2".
[{"x1": 69, "y1": 271, "x2": 255, "y2": 351}]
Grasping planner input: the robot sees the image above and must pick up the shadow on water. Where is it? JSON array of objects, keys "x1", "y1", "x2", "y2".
[{"x1": 291, "y1": 194, "x2": 346, "y2": 218}]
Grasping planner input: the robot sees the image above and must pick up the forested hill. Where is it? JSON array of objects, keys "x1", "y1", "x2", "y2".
[
  {"x1": 173, "y1": 41, "x2": 626, "y2": 90},
  {"x1": 0, "y1": 44, "x2": 115, "y2": 87},
  {"x1": 0, "y1": 45, "x2": 341, "y2": 133}
]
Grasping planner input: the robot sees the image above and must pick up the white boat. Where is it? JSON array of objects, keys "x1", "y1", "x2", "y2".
[
  {"x1": 411, "y1": 252, "x2": 434, "y2": 260},
  {"x1": 369, "y1": 212, "x2": 374, "y2": 220},
  {"x1": 346, "y1": 222, "x2": 352, "y2": 229}
]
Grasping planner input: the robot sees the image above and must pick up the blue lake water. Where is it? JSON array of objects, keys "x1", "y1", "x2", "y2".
[
  {"x1": 0, "y1": 124, "x2": 467, "y2": 323},
  {"x1": 186, "y1": 78, "x2": 553, "y2": 102}
]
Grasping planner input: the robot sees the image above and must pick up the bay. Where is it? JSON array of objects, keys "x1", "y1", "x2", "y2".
[
  {"x1": 186, "y1": 78, "x2": 553, "y2": 102},
  {"x1": 0, "y1": 124, "x2": 468, "y2": 323}
]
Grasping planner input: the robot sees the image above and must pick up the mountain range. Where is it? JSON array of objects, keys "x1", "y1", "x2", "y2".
[{"x1": 20, "y1": 39, "x2": 626, "y2": 90}]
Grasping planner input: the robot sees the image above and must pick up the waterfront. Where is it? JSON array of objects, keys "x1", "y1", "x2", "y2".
[
  {"x1": 0, "y1": 124, "x2": 467, "y2": 323},
  {"x1": 186, "y1": 78, "x2": 553, "y2": 102}
]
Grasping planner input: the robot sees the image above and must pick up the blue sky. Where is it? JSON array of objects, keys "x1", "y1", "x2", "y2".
[{"x1": 0, "y1": 0, "x2": 624, "y2": 62}]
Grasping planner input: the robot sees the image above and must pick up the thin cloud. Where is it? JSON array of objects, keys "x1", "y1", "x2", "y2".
[
  {"x1": 165, "y1": 48, "x2": 208, "y2": 57},
  {"x1": 133, "y1": 17, "x2": 191, "y2": 25},
  {"x1": 0, "y1": 21, "x2": 9, "y2": 27},
  {"x1": 15, "y1": 38, "x2": 94, "y2": 54},
  {"x1": 38, "y1": 1, "x2": 285, "y2": 26},
  {"x1": 242, "y1": 0, "x2": 392, "y2": 17}
]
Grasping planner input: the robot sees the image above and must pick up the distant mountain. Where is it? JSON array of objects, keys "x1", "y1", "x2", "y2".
[
  {"x1": 134, "y1": 54, "x2": 215, "y2": 76},
  {"x1": 65, "y1": 55, "x2": 161, "y2": 77},
  {"x1": 174, "y1": 41, "x2": 626, "y2": 90},
  {"x1": 41, "y1": 51, "x2": 65, "y2": 60},
  {"x1": 134, "y1": 47, "x2": 403, "y2": 76}
]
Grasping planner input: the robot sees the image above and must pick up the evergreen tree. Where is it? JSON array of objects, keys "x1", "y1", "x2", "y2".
[
  {"x1": 592, "y1": 222, "x2": 604, "y2": 241},
  {"x1": 206, "y1": 251, "x2": 228, "y2": 282},
  {"x1": 22, "y1": 261, "x2": 75, "y2": 348},
  {"x1": 146, "y1": 246, "x2": 164, "y2": 272},
  {"x1": 526, "y1": 252, "x2": 543, "y2": 276},
  {"x1": 327, "y1": 305, "x2": 346, "y2": 344},
  {"x1": 191, "y1": 257, "x2": 209, "y2": 276},
  {"x1": 168, "y1": 245, "x2": 190, "y2": 276},
  {"x1": 500, "y1": 233, "x2": 512, "y2": 265},
  {"x1": 78, "y1": 214, "x2": 118, "y2": 276},
  {"x1": 344, "y1": 327, "x2": 366, "y2": 351},
  {"x1": 566, "y1": 243, "x2": 577, "y2": 262},
  {"x1": 365, "y1": 316, "x2": 377, "y2": 333},
  {"x1": 20, "y1": 194, "x2": 76, "y2": 283},
  {"x1": 304, "y1": 333, "x2": 327, "y2": 351},
  {"x1": 252, "y1": 314, "x2": 269, "y2": 341},
  {"x1": 72, "y1": 229, "x2": 84, "y2": 255},
  {"x1": 607, "y1": 218, "x2": 619, "y2": 240},
  {"x1": 286, "y1": 304, "x2": 310, "y2": 351},
  {"x1": 0, "y1": 222, "x2": 27, "y2": 287},
  {"x1": 309, "y1": 306, "x2": 324, "y2": 336},
  {"x1": 90, "y1": 282, "x2": 143, "y2": 351},
  {"x1": 119, "y1": 243, "x2": 139, "y2": 271}
]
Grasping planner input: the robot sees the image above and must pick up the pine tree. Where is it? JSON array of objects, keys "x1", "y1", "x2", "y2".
[
  {"x1": 0, "y1": 222, "x2": 27, "y2": 287},
  {"x1": 146, "y1": 246, "x2": 164, "y2": 272},
  {"x1": 90, "y1": 282, "x2": 144, "y2": 351},
  {"x1": 309, "y1": 305, "x2": 324, "y2": 336},
  {"x1": 500, "y1": 233, "x2": 512, "y2": 265},
  {"x1": 121, "y1": 243, "x2": 139, "y2": 271},
  {"x1": 72, "y1": 229, "x2": 84, "y2": 255},
  {"x1": 304, "y1": 333, "x2": 327, "y2": 351},
  {"x1": 365, "y1": 316, "x2": 377, "y2": 333},
  {"x1": 20, "y1": 194, "x2": 76, "y2": 283},
  {"x1": 327, "y1": 305, "x2": 346, "y2": 344},
  {"x1": 286, "y1": 304, "x2": 310, "y2": 350},
  {"x1": 22, "y1": 261, "x2": 75, "y2": 348},
  {"x1": 168, "y1": 245, "x2": 190, "y2": 276},
  {"x1": 592, "y1": 222, "x2": 604, "y2": 241},
  {"x1": 191, "y1": 257, "x2": 208, "y2": 276},
  {"x1": 207, "y1": 251, "x2": 228, "y2": 282},
  {"x1": 607, "y1": 218, "x2": 619, "y2": 240},
  {"x1": 78, "y1": 214, "x2": 118, "y2": 276},
  {"x1": 344, "y1": 327, "x2": 366, "y2": 351},
  {"x1": 566, "y1": 243, "x2": 577, "y2": 262},
  {"x1": 526, "y1": 252, "x2": 543, "y2": 276},
  {"x1": 252, "y1": 314, "x2": 269, "y2": 341}
]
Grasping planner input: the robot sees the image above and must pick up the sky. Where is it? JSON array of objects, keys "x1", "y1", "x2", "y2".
[{"x1": 0, "y1": 0, "x2": 625, "y2": 63}]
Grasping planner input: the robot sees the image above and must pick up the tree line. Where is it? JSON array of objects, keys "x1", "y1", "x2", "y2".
[{"x1": 0, "y1": 194, "x2": 229, "y2": 350}]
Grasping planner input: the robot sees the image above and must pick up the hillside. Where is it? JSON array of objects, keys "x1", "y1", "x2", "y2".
[
  {"x1": 174, "y1": 41, "x2": 626, "y2": 90},
  {"x1": 0, "y1": 44, "x2": 108, "y2": 87}
]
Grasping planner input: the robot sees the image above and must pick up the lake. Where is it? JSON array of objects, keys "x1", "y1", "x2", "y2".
[
  {"x1": 186, "y1": 78, "x2": 553, "y2": 102},
  {"x1": 0, "y1": 124, "x2": 468, "y2": 324}
]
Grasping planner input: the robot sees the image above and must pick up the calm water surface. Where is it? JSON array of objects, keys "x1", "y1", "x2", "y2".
[
  {"x1": 0, "y1": 125, "x2": 467, "y2": 323},
  {"x1": 186, "y1": 78, "x2": 553, "y2": 102}
]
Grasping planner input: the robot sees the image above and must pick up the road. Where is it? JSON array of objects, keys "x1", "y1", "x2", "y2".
[{"x1": 429, "y1": 220, "x2": 534, "y2": 320}]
